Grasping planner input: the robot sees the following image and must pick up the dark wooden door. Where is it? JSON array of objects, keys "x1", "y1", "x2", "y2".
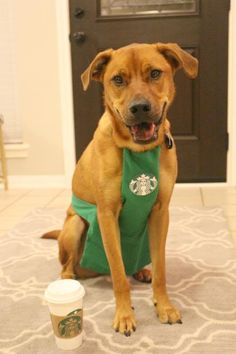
[{"x1": 69, "y1": 0, "x2": 230, "y2": 182}]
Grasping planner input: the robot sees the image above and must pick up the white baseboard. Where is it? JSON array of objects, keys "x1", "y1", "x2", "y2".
[
  {"x1": 175, "y1": 183, "x2": 231, "y2": 188},
  {"x1": 4, "y1": 175, "x2": 69, "y2": 189}
]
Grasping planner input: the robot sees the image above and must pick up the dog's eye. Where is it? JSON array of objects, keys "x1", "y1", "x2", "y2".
[
  {"x1": 112, "y1": 75, "x2": 124, "y2": 86},
  {"x1": 150, "y1": 69, "x2": 162, "y2": 79}
]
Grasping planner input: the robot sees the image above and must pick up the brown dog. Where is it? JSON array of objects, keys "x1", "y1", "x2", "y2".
[{"x1": 43, "y1": 43, "x2": 198, "y2": 336}]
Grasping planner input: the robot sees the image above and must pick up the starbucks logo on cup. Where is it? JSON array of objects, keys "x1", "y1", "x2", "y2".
[
  {"x1": 129, "y1": 174, "x2": 158, "y2": 196},
  {"x1": 51, "y1": 308, "x2": 83, "y2": 339},
  {"x1": 58, "y1": 309, "x2": 82, "y2": 338}
]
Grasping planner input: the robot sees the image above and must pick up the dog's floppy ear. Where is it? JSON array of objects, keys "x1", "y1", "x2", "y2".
[
  {"x1": 156, "y1": 43, "x2": 198, "y2": 78},
  {"x1": 81, "y1": 49, "x2": 113, "y2": 90}
]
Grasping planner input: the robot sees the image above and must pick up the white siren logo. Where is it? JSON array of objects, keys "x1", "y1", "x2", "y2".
[{"x1": 129, "y1": 174, "x2": 158, "y2": 196}]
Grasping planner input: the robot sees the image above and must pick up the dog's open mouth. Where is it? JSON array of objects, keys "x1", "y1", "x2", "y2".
[{"x1": 128, "y1": 122, "x2": 159, "y2": 144}]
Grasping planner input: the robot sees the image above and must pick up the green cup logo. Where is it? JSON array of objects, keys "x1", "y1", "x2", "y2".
[{"x1": 51, "y1": 308, "x2": 83, "y2": 339}]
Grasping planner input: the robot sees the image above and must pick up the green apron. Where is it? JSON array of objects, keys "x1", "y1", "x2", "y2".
[{"x1": 72, "y1": 146, "x2": 160, "y2": 275}]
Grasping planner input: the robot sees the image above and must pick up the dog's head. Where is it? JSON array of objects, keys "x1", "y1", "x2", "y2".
[{"x1": 81, "y1": 43, "x2": 198, "y2": 145}]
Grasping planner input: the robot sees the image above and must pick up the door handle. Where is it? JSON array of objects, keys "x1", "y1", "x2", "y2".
[{"x1": 71, "y1": 32, "x2": 86, "y2": 43}]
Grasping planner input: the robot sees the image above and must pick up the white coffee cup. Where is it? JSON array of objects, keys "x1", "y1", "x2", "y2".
[{"x1": 44, "y1": 279, "x2": 85, "y2": 350}]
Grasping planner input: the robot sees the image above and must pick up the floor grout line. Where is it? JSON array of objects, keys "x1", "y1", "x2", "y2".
[
  {"x1": 199, "y1": 188, "x2": 205, "y2": 207},
  {"x1": 44, "y1": 189, "x2": 72, "y2": 208},
  {"x1": 0, "y1": 189, "x2": 33, "y2": 213}
]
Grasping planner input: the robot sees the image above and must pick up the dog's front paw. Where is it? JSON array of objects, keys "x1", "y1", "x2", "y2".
[
  {"x1": 113, "y1": 306, "x2": 136, "y2": 336},
  {"x1": 154, "y1": 300, "x2": 182, "y2": 324}
]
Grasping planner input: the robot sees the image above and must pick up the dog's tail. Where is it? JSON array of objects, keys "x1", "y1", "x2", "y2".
[{"x1": 41, "y1": 230, "x2": 61, "y2": 240}]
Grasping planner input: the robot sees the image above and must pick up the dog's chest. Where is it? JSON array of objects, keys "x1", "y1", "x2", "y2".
[
  {"x1": 121, "y1": 147, "x2": 160, "y2": 204},
  {"x1": 72, "y1": 146, "x2": 161, "y2": 275}
]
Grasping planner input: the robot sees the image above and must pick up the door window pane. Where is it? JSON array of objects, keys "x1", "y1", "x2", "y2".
[{"x1": 100, "y1": 0, "x2": 198, "y2": 17}]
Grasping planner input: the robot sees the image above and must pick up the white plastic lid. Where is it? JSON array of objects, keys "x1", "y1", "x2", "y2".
[{"x1": 44, "y1": 279, "x2": 85, "y2": 304}]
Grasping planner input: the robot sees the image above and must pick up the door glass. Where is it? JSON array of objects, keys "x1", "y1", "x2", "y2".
[{"x1": 100, "y1": 0, "x2": 198, "y2": 17}]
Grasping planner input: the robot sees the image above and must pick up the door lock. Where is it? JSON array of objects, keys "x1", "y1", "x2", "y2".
[
  {"x1": 74, "y1": 8, "x2": 84, "y2": 18},
  {"x1": 70, "y1": 32, "x2": 86, "y2": 44}
]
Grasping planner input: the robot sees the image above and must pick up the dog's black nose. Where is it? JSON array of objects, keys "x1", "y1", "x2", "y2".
[{"x1": 129, "y1": 100, "x2": 151, "y2": 116}]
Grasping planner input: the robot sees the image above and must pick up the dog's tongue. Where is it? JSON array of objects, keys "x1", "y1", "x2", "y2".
[{"x1": 130, "y1": 122, "x2": 156, "y2": 141}]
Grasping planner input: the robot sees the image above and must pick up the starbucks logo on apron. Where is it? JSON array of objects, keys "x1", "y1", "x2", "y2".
[{"x1": 129, "y1": 174, "x2": 158, "y2": 196}]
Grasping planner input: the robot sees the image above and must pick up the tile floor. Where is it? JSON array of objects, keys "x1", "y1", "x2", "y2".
[{"x1": 0, "y1": 186, "x2": 236, "y2": 245}]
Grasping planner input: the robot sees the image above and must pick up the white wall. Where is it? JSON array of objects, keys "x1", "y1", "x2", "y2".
[{"x1": 5, "y1": 0, "x2": 65, "y2": 183}]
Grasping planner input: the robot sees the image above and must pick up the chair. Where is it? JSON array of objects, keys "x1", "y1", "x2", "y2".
[{"x1": 0, "y1": 115, "x2": 8, "y2": 190}]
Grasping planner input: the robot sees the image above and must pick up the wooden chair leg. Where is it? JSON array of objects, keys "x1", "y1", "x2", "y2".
[{"x1": 0, "y1": 124, "x2": 8, "y2": 190}]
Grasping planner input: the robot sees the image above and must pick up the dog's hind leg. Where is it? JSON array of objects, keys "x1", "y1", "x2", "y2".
[
  {"x1": 58, "y1": 207, "x2": 100, "y2": 280},
  {"x1": 58, "y1": 207, "x2": 86, "y2": 279},
  {"x1": 133, "y1": 268, "x2": 152, "y2": 283}
]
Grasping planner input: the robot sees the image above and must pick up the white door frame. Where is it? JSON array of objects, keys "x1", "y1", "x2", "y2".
[
  {"x1": 56, "y1": 0, "x2": 236, "y2": 187},
  {"x1": 55, "y1": 0, "x2": 76, "y2": 187},
  {"x1": 228, "y1": 0, "x2": 236, "y2": 186}
]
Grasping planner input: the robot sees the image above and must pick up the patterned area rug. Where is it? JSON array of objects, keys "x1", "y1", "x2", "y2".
[{"x1": 1, "y1": 207, "x2": 236, "y2": 354}]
